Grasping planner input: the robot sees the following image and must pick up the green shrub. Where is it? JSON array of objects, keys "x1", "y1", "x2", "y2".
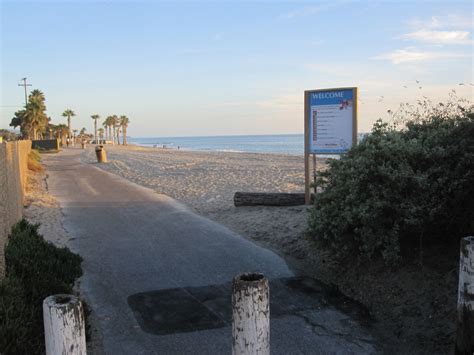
[
  {"x1": 0, "y1": 278, "x2": 36, "y2": 354},
  {"x1": 0, "y1": 219, "x2": 82, "y2": 354},
  {"x1": 309, "y1": 107, "x2": 474, "y2": 265}
]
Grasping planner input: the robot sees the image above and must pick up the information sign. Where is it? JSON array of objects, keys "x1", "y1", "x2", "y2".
[{"x1": 304, "y1": 87, "x2": 357, "y2": 203}]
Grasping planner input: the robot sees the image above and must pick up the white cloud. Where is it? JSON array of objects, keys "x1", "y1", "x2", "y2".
[
  {"x1": 401, "y1": 29, "x2": 472, "y2": 45},
  {"x1": 373, "y1": 48, "x2": 470, "y2": 64},
  {"x1": 407, "y1": 15, "x2": 473, "y2": 30}
]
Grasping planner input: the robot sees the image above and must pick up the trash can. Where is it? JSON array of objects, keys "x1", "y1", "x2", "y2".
[{"x1": 95, "y1": 145, "x2": 107, "y2": 163}]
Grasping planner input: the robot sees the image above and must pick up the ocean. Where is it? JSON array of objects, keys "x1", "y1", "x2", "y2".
[
  {"x1": 129, "y1": 133, "x2": 368, "y2": 156},
  {"x1": 129, "y1": 134, "x2": 305, "y2": 155}
]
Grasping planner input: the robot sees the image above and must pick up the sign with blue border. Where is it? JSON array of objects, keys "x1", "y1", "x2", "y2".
[{"x1": 306, "y1": 88, "x2": 357, "y2": 154}]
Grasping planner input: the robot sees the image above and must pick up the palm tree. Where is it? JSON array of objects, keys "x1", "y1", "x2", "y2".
[
  {"x1": 62, "y1": 109, "x2": 75, "y2": 138},
  {"x1": 105, "y1": 116, "x2": 116, "y2": 144},
  {"x1": 119, "y1": 115, "x2": 130, "y2": 145},
  {"x1": 10, "y1": 90, "x2": 49, "y2": 139},
  {"x1": 55, "y1": 124, "x2": 69, "y2": 145},
  {"x1": 111, "y1": 115, "x2": 119, "y2": 145},
  {"x1": 91, "y1": 114, "x2": 100, "y2": 143},
  {"x1": 28, "y1": 90, "x2": 47, "y2": 140},
  {"x1": 102, "y1": 120, "x2": 109, "y2": 142},
  {"x1": 73, "y1": 129, "x2": 78, "y2": 144},
  {"x1": 98, "y1": 128, "x2": 104, "y2": 143},
  {"x1": 115, "y1": 124, "x2": 121, "y2": 145}
]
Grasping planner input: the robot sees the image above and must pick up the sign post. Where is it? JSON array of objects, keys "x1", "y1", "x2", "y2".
[{"x1": 304, "y1": 87, "x2": 358, "y2": 204}]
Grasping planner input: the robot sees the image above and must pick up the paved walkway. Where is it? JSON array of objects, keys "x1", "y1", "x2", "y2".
[{"x1": 43, "y1": 149, "x2": 377, "y2": 354}]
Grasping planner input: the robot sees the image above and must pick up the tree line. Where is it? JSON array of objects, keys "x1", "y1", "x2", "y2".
[{"x1": 9, "y1": 89, "x2": 130, "y2": 145}]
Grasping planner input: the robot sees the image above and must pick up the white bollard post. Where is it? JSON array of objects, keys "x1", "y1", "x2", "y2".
[
  {"x1": 456, "y1": 236, "x2": 474, "y2": 354},
  {"x1": 232, "y1": 272, "x2": 270, "y2": 355},
  {"x1": 43, "y1": 294, "x2": 87, "y2": 355}
]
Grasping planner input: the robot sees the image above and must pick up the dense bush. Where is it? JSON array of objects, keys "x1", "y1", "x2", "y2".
[
  {"x1": 309, "y1": 105, "x2": 474, "y2": 265},
  {"x1": 0, "y1": 220, "x2": 82, "y2": 354}
]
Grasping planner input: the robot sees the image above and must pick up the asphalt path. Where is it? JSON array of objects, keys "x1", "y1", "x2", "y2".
[{"x1": 43, "y1": 149, "x2": 377, "y2": 354}]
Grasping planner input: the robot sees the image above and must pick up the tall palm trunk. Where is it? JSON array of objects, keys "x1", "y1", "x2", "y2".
[
  {"x1": 67, "y1": 117, "x2": 71, "y2": 137},
  {"x1": 116, "y1": 127, "x2": 121, "y2": 145},
  {"x1": 123, "y1": 126, "x2": 127, "y2": 145},
  {"x1": 94, "y1": 119, "x2": 98, "y2": 144}
]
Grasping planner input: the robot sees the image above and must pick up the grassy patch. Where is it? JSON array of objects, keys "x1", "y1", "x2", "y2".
[
  {"x1": 0, "y1": 219, "x2": 83, "y2": 354},
  {"x1": 28, "y1": 149, "x2": 43, "y2": 172}
]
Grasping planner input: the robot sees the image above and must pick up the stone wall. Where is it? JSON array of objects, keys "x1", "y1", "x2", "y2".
[{"x1": 0, "y1": 140, "x2": 31, "y2": 277}]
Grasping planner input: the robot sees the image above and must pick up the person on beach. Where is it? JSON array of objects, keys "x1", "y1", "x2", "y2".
[{"x1": 66, "y1": 137, "x2": 70, "y2": 147}]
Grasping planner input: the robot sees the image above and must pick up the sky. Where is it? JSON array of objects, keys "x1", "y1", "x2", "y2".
[{"x1": 1, "y1": 0, "x2": 473, "y2": 137}]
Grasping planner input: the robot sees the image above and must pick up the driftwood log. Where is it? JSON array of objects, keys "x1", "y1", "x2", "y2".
[{"x1": 234, "y1": 192, "x2": 314, "y2": 207}]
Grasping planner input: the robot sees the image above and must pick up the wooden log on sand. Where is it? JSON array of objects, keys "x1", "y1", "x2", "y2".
[{"x1": 234, "y1": 192, "x2": 313, "y2": 207}]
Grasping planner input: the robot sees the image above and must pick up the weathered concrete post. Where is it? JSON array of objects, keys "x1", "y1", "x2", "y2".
[
  {"x1": 456, "y1": 236, "x2": 474, "y2": 354},
  {"x1": 232, "y1": 272, "x2": 270, "y2": 355},
  {"x1": 43, "y1": 294, "x2": 87, "y2": 355}
]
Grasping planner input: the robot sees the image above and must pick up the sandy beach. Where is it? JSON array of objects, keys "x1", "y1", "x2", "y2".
[{"x1": 83, "y1": 145, "x2": 310, "y2": 212}]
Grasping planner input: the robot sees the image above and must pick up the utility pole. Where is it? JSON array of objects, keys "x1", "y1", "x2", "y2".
[{"x1": 18, "y1": 78, "x2": 32, "y2": 106}]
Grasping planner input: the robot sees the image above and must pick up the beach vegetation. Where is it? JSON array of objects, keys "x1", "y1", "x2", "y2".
[
  {"x1": 91, "y1": 114, "x2": 100, "y2": 143},
  {"x1": 62, "y1": 109, "x2": 76, "y2": 137},
  {"x1": 0, "y1": 219, "x2": 83, "y2": 354},
  {"x1": 119, "y1": 115, "x2": 130, "y2": 145},
  {"x1": 113, "y1": 115, "x2": 120, "y2": 145},
  {"x1": 309, "y1": 96, "x2": 474, "y2": 265},
  {"x1": 49, "y1": 123, "x2": 70, "y2": 145},
  {"x1": 98, "y1": 127, "x2": 105, "y2": 141},
  {"x1": 104, "y1": 115, "x2": 118, "y2": 144},
  {"x1": 9, "y1": 90, "x2": 49, "y2": 140}
]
